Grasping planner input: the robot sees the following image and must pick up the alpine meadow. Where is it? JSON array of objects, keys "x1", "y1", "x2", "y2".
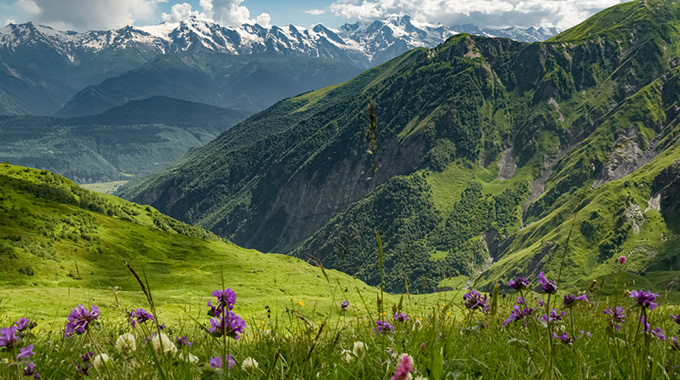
[{"x1": 2, "y1": 0, "x2": 680, "y2": 379}]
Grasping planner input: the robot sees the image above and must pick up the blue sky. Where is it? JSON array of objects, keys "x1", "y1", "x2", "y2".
[{"x1": 1, "y1": 0, "x2": 630, "y2": 32}]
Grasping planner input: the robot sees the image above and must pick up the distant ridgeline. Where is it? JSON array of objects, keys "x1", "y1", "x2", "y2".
[
  {"x1": 121, "y1": 0, "x2": 680, "y2": 293},
  {"x1": 0, "y1": 97, "x2": 251, "y2": 183}
]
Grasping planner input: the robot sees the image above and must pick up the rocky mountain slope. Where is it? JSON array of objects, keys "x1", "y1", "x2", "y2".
[{"x1": 122, "y1": 0, "x2": 680, "y2": 293}]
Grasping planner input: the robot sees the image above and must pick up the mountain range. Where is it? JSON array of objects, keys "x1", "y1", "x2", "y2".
[
  {"x1": 119, "y1": 0, "x2": 680, "y2": 293},
  {"x1": 0, "y1": 17, "x2": 557, "y2": 117}
]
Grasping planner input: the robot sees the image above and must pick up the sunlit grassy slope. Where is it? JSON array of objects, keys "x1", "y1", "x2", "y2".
[{"x1": 0, "y1": 164, "x2": 452, "y2": 326}]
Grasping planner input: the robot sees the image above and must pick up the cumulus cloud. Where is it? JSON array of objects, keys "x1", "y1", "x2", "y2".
[
  {"x1": 305, "y1": 9, "x2": 326, "y2": 15},
  {"x1": 161, "y1": 0, "x2": 271, "y2": 26},
  {"x1": 329, "y1": 0, "x2": 630, "y2": 29},
  {"x1": 13, "y1": 0, "x2": 159, "y2": 30}
]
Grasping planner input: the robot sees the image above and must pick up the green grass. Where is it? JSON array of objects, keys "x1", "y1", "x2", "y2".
[{"x1": 81, "y1": 181, "x2": 129, "y2": 194}]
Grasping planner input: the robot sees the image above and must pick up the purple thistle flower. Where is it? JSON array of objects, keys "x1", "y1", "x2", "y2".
[
  {"x1": 64, "y1": 305, "x2": 100, "y2": 338},
  {"x1": 340, "y1": 301, "x2": 349, "y2": 311},
  {"x1": 209, "y1": 312, "x2": 247, "y2": 340},
  {"x1": 76, "y1": 363, "x2": 91, "y2": 376},
  {"x1": 537, "y1": 272, "x2": 557, "y2": 294},
  {"x1": 81, "y1": 351, "x2": 94, "y2": 361},
  {"x1": 541, "y1": 308, "x2": 566, "y2": 323},
  {"x1": 209, "y1": 355, "x2": 235, "y2": 369},
  {"x1": 553, "y1": 332, "x2": 575, "y2": 344},
  {"x1": 176, "y1": 335, "x2": 193, "y2": 348},
  {"x1": 508, "y1": 276, "x2": 530, "y2": 290},
  {"x1": 0, "y1": 326, "x2": 19, "y2": 348},
  {"x1": 23, "y1": 363, "x2": 38, "y2": 377},
  {"x1": 127, "y1": 308, "x2": 154, "y2": 328},
  {"x1": 14, "y1": 318, "x2": 36, "y2": 332},
  {"x1": 463, "y1": 289, "x2": 489, "y2": 313},
  {"x1": 17, "y1": 345, "x2": 35, "y2": 361},
  {"x1": 563, "y1": 293, "x2": 589, "y2": 307},
  {"x1": 630, "y1": 289, "x2": 660, "y2": 311},
  {"x1": 502, "y1": 305, "x2": 534, "y2": 327},
  {"x1": 374, "y1": 320, "x2": 395, "y2": 335},
  {"x1": 394, "y1": 312, "x2": 409, "y2": 322}
]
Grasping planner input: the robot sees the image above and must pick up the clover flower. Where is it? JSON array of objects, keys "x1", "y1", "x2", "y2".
[
  {"x1": 603, "y1": 307, "x2": 626, "y2": 332},
  {"x1": 115, "y1": 333, "x2": 136, "y2": 355},
  {"x1": 508, "y1": 276, "x2": 530, "y2": 290},
  {"x1": 353, "y1": 341, "x2": 366, "y2": 356},
  {"x1": 152, "y1": 333, "x2": 178, "y2": 356},
  {"x1": 374, "y1": 320, "x2": 395, "y2": 335},
  {"x1": 209, "y1": 355, "x2": 235, "y2": 369},
  {"x1": 630, "y1": 289, "x2": 659, "y2": 310},
  {"x1": 563, "y1": 293, "x2": 589, "y2": 307},
  {"x1": 92, "y1": 354, "x2": 111, "y2": 371},
  {"x1": 17, "y1": 345, "x2": 34, "y2": 361},
  {"x1": 14, "y1": 318, "x2": 36, "y2": 332},
  {"x1": 209, "y1": 312, "x2": 247, "y2": 340},
  {"x1": 541, "y1": 308, "x2": 566, "y2": 323},
  {"x1": 341, "y1": 301, "x2": 349, "y2": 311},
  {"x1": 463, "y1": 289, "x2": 488, "y2": 313},
  {"x1": 0, "y1": 326, "x2": 18, "y2": 348},
  {"x1": 242, "y1": 357, "x2": 259, "y2": 372},
  {"x1": 127, "y1": 308, "x2": 154, "y2": 328},
  {"x1": 502, "y1": 305, "x2": 534, "y2": 327},
  {"x1": 394, "y1": 312, "x2": 409, "y2": 322},
  {"x1": 64, "y1": 305, "x2": 100, "y2": 338},
  {"x1": 537, "y1": 272, "x2": 557, "y2": 294},
  {"x1": 618, "y1": 256, "x2": 627, "y2": 264},
  {"x1": 178, "y1": 352, "x2": 199, "y2": 364},
  {"x1": 391, "y1": 354, "x2": 413, "y2": 380}
]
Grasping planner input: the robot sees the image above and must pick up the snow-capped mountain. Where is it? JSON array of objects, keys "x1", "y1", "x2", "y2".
[{"x1": 0, "y1": 17, "x2": 558, "y2": 69}]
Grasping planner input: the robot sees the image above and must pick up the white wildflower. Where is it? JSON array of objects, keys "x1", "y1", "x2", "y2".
[
  {"x1": 151, "y1": 333, "x2": 177, "y2": 356},
  {"x1": 115, "y1": 333, "x2": 136, "y2": 355},
  {"x1": 178, "y1": 352, "x2": 199, "y2": 364},
  {"x1": 353, "y1": 341, "x2": 366, "y2": 356},
  {"x1": 341, "y1": 349, "x2": 354, "y2": 363},
  {"x1": 92, "y1": 354, "x2": 112, "y2": 371},
  {"x1": 242, "y1": 357, "x2": 259, "y2": 372}
]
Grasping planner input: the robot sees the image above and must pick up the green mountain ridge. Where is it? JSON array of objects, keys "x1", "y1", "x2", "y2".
[
  {"x1": 121, "y1": 0, "x2": 680, "y2": 293},
  {"x1": 0, "y1": 96, "x2": 251, "y2": 183},
  {"x1": 0, "y1": 163, "x2": 384, "y2": 320}
]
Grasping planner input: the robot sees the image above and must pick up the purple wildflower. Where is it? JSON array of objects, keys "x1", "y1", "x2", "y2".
[
  {"x1": 341, "y1": 301, "x2": 349, "y2": 311},
  {"x1": 563, "y1": 293, "x2": 589, "y2": 307},
  {"x1": 630, "y1": 289, "x2": 660, "y2": 311},
  {"x1": 209, "y1": 312, "x2": 247, "y2": 340},
  {"x1": 209, "y1": 355, "x2": 235, "y2": 369},
  {"x1": 516, "y1": 297, "x2": 527, "y2": 306},
  {"x1": 538, "y1": 298, "x2": 545, "y2": 307},
  {"x1": 159, "y1": 323, "x2": 166, "y2": 330},
  {"x1": 14, "y1": 318, "x2": 36, "y2": 332},
  {"x1": 579, "y1": 330, "x2": 592, "y2": 339},
  {"x1": 76, "y1": 363, "x2": 91, "y2": 376},
  {"x1": 502, "y1": 305, "x2": 534, "y2": 327},
  {"x1": 553, "y1": 332, "x2": 575, "y2": 344},
  {"x1": 64, "y1": 305, "x2": 100, "y2": 338},
  {"x1": 508, "y1": 276, "x2": 530, "y2": 290},
  {"x1": 374, "y1": 320, "x2": 395, "y2": 335},
  {"x1": 0, "y1": 326, "x2": 19, "y2": 348},
  {"x1": 391, "y1": 354, "x2": 413, "y2": 380},
  {"x1": 673, "y1": 337, "x2": 680, "y2": 351},
  {"x1": 213, "y1": 288, "x2": 236, "y2": 308},
  {"x1": 671, "y1": 313, "x2": 680, "y2": 325},
  {"x1": 17, "y1": 345, "x2": 35, "y2": 361},
  {"x1": 23, "y1": 363, "x2": 38, "y2": 377},
  {"x1": 81, "y1": 351, "x2": 94, "y2": 361},
  {"x1": 127, "y1": 308, "x2": 154, "y2": 328},
  {"x1": 541, "y1": 308, "x2": 567, "y2": 323},
  {"x1": 394, "y1": 312, "x2": 409, "y2": 322},
  {"x1": 176, "y1": 335, "x2": 193, "y2": 348},
  {"x1": 618, "y1": 256, "x2": 627, "y2": 264},
  {"x1": 537, "y1": 272, "x2": 557, "y2": 294},
  {"x1": 463, "y1": 289, "x2": 488, "y2": 313},
  {"x1": 603, "y1": 307, "x2": 626, "y2": 332},
  {"x1": 652, "y1": 327, "x2": 666, "y2": 340}
]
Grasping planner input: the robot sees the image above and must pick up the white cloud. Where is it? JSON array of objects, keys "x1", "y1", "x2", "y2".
[
  {"x1": 161, "y1": 3, "x2": 199, "y2": 22},
  {"x1": 12, "y1": 0, "x2": 159, "y2": 31},
  {"x1": 5, "y1": 19, "x2": 17, "y2": 26},
  {"x1": 305, "y1": 9, "x2": 326, "y2": 15},
  {"x1": 161, "y1": 0, "x2": 271, "y2": 27},
  {"x1": 329, "y1": 0, "x2": 630, "y2": 29}
]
